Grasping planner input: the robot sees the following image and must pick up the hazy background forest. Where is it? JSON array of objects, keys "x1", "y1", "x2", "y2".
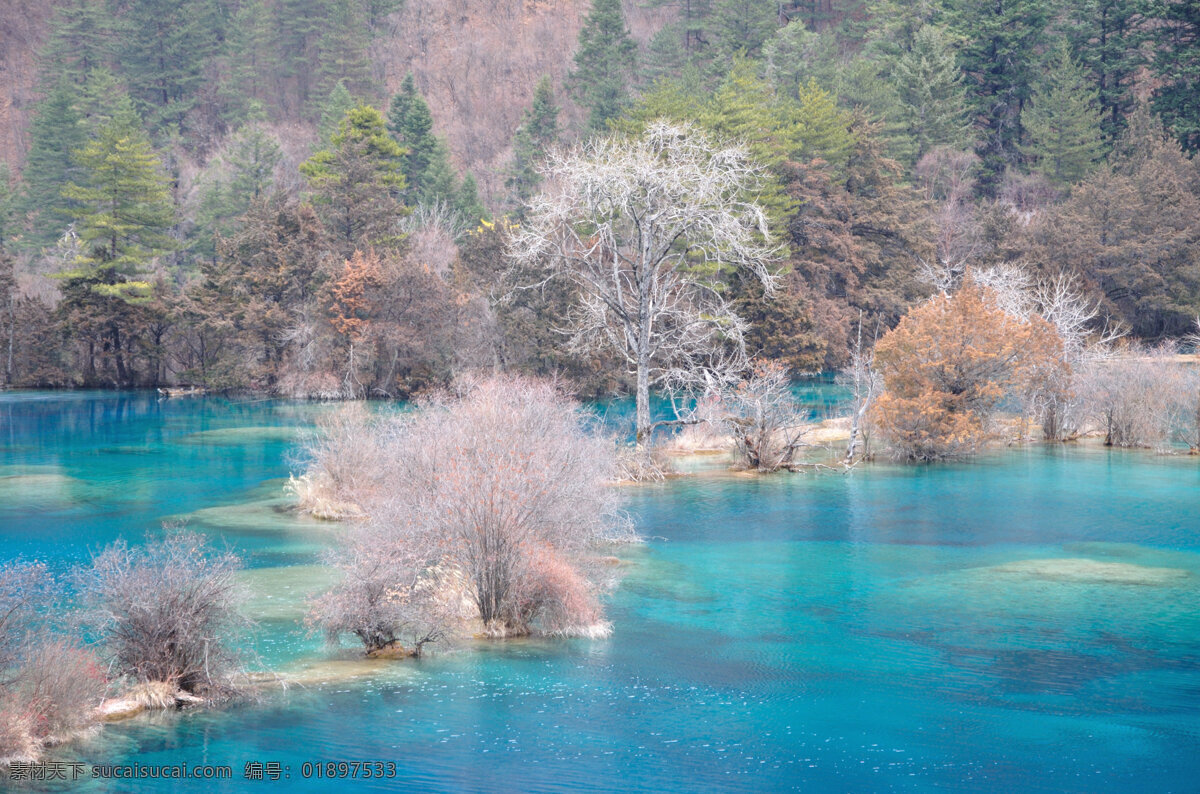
[{"x1": 0, "y1": 0, "x2": 1198, "y2": 398}]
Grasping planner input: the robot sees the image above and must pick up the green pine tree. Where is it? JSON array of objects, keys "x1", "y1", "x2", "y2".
[
  {"x1": 762, "y1": 21, "x2": 839, "y2": 99},
  {"x1": 191, "y1": 124, "x2": 283, "y2": 264},
  {"x1": 455, "y1": 173, "x2": 487, "y2": 225},
  {"x1": 301, "y1": 104, "x2": 407, "y2": 254},
  {"x1": 568, "y1": 0, "x2": 638, "y2": 132},
  {"x1": 1021, "y1": 42, "x2": 1106, "y2": 186},
  {"x1": 951, "y1": 0, "x2": 1050, "y2": 191},
  {"x1": 274, "y1": 0, "x2": 328, "y2": 112},
  {"x1": 120, "y1": 0, "x2": 223, "y2": 134},
  {"x1": 319, "y1": 81, "x2": 359, "y2": 143},
  {"x1": 386, "y1": 74, "x2": 462, "y2": 205},
  {"x1": 711, "y1": 0, "x2": 777, "y2": 60},
  {"x1": 57, "y1": 110, "x2": 175, "y2": 384},
  {"x1": 37, "y1": 0, "x2": 114, "y2": 90},
  {"x1": 20, "y1": 81, "x2": 89, "y2": 244},
  {"x1": 1149, "y1": 0, "x2": 1200, "y2": 151},
  {"x1": 893, "y1": 25, "x2": 973, "y2": 161},
  {"x1": 315, "y1": 0, "x2": 375, "y2": 106},
  {"x1": 225, "y1": 0, "x2": 278, "y2": 122},
  {"x1": 506, "y1": 76, "x2": 560, "y2": 211},
  {"x1": 1063, "y1": 0, "x2": 1142, "y2": 142}
]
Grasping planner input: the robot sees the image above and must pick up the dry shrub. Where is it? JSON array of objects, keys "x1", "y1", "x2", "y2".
[
  {"x1": 74, "y1": 533, "x2": 246, "y2": 697},
  {"x1": 308, "y1": 375, "x2": 635, "y2": 650},
  {"x1": 0, "y1": 702, "x2": 39, "y2": 763},
  {"x1": 872, "y1": 283, "x2": 1068, "y2": 460},
  {"x1": 290, "y1": 403, "x2": 385, "y2": 518},
  {"x1": 1077, "y1": 347, "x2": 1200, "y2": 449},
  {"x1": 718, "y1": 361, "x2": 809, "y2": 472},
  {"x1": 17, "y1": 640, "x2": 107, "y2": 741},
  {"x1": 615, "y1": 443, "x2": 675, "y2": 482}
]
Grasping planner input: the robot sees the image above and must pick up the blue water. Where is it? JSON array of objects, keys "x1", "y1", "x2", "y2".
[{"x1": 2, "y1": 391, "x2": 1199, "y2": 792}]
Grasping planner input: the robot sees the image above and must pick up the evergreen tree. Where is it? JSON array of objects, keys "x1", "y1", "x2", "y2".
[
  {"x1": 794, "y1": 78, "x2": 855, "y2": 168},
  {"x1": 58, "y1": 110, "x2": 175, "y2": 384},
  {"x1": 893, "y1": 25, "x2": 973, "y2": 162},
  {"x1": 568, "y1": 0, "x2": 638, "y2": 132},
  {"x1": 951, "y1": 0, "x2": 1051, "y2": 192},
  {"x1": 506, "y1": 76, "x2": 560, "y2": 211},
  {"x1": 274, "y1": 0, "x2": 328, "y2": 114},
  {"x1": 763, "y1": 21, "x2": 839, "y2": 99},
  {"x1": 301, "y1": 104, "x2": 406, "y2": 255},
  {"x1": 1149, "y1": 0, "x2": 1200, "y2": 151},
  {"x1": 1021, "y1": 42, "x2": 1106, "y2": 186},
  {"x1": 120, "y1": 0, "x2": 223, "y2": 134},
  {"x1": 420, "y1": 138, "x2": 460, "y2": 204},
  {"x1": 641, "y1": 23, "x2": 690, "y2": 86},
  {"x1": 455, "y1": 173, "x2": 488, "y2": 225},
  {"x1": 315, "y1": 0, "x2": 375, "y2": 105},
  {"x1": 712, "y1": 0, "x2": 777, "y2": 60},
  {"x1": 191, "y1": 124, "x2": 284, "y2": 264},
  {"x1": 226, "y1": 0, "x2": 278, "y2": 120},
  {"x1": 639, "y1": 0, "x2": 715, "y2": 83},
  {"x1": 1063, "y1": 0, "x2": 1143, "y2": 142},
  {"x1": 319, "y1": 81, "x2": 359, "y2": 142},
  {"x1": 20, "y1": 81, "x2": 88, "y2": 243},
  {"x1": 37, "y1": 0, "x2": 114, "y2": 89},
  {"x1": 387, "y1": 75, "x2": 439, "y2": 202}
]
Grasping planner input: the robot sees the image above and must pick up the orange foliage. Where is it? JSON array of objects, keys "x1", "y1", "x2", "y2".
[
  {"x1": 329, "y1": 249, "x2": 383, "y2": 341},
  {"x1": 871, "y1": 283, "x2": 1067, "y2": 460}
]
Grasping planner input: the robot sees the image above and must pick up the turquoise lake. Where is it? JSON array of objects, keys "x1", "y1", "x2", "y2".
[{"x1": 2, "y1": 390, "x2": 1199, "y2": 792}]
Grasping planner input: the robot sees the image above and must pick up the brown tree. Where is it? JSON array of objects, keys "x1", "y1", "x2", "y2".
[{"x1": 871, "y1": 283, "x2": 1067, "y2": 460}]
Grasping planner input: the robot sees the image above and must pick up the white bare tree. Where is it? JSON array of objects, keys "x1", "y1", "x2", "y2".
[{"x1": 508, "y1": 121, "x2": 779, "y2": 444}]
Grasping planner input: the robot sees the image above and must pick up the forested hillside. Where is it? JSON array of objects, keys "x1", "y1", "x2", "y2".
[{"x1": 0, "y1": 0, "x2": 1198, "y2": 396}]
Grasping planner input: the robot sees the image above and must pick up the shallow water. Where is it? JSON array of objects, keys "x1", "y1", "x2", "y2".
[{"x1": 2, "y1": 391, "x2": 1199, "y2": 792}]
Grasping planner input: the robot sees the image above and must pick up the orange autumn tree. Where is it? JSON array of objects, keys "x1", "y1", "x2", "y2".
[
  {"x1": 871, "y1": 283, "x2": 1067, "y2": 461},
  {"x1": 329, "y1": 249, "x2": 384, "y2": 396}
]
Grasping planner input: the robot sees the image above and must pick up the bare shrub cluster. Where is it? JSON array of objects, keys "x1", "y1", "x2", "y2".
[
  {"x1": 289, "y1": 403, "x2": 388, "y2": 519},
  {"x1": 308, "y1": 375, "x2": 635, "y2": 652},
  {"x1": 716, "y1": 361, "x2": 810, "y2": 472},
  {"x1": 74, "y1": 533, "x2": 246, "y2": 698},
  {"x1": 0, "y1": 562, "x2": 106, "y2": 763},
  {"x1": 1075, "y1": 346, "x2": 1200, "y2": 449}
]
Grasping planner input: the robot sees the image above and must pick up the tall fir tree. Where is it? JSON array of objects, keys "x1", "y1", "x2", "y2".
[
  {"x1": 225, "y1": 0, "x2": 278, "y2": 121},
  {"x1": 951, "y1": 0, "x2": 1051, "y2": 192},
  {"x1": 37, "y1": 0, "x2": 114, "y2": 90},
  {"x1": 20, "y1": 81, "x2": 88, "y2": 243},
  {"x1": 892, "y1": 25, "x2": 973, "y2": 162},
  {"x1": 315, "y1": 0, "x2": 376, "y2": 106},
  {"x1": 58, "y1": 108, "x2": 175, "y2": 384},
  {"x1": 455, "y1": 173, "x2": 488, "y2": 225},
  {"x1": 319, "y1": 81, "x2": 359, "y2": 142},
  {"x1": 387, "y1": 75, "x2": 438, "y2": 202},
  {"x1": 120, "y1": 0, "x2": 223, "y2": 134},
  {"x1": 1021, "y1": 42, "x2": 1107, "y2": 186},
  {"x1": 1063, "y1": 0, "x2": 1143, "y2": 143},
  {"x1": 191, "y1": 124, "x2": 284, "y2": 264},
  {"x1": 712, "y1": 0, "x2": 778, "y2": 60},
  {"x1": 301, "y1": 104, "x2": 406, "y2": 255},
  {"x1": 506, "y1": 77, "x2": 560, "y2": 212},
  {"x1": 274, "y1": 0, "x2": 328, "y2": 115},
  {"x1": 1149, "y1": 0, "x2": 1200, "y2": 151},
  {"x1": 568, "y1": 0, "x2": 638, "y2": 132}
]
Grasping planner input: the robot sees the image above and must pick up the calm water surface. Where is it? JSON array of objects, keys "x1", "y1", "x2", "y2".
[{"x1": 1, "y1": 391, "x2": 1199, "y2": 792}]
